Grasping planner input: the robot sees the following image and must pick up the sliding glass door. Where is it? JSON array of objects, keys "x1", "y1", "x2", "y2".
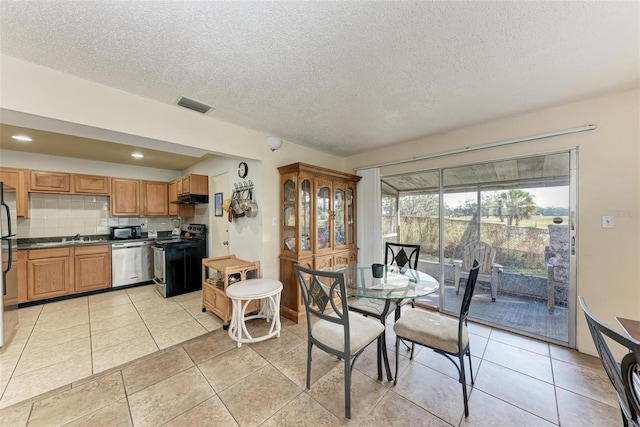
[{"x1": 381, "y1": 151, "x2": 575, "y2": 345}]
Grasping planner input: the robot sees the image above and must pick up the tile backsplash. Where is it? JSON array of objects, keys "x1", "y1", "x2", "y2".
[{"x1": 17, "y1": 193, "x2": 209, "y2": 238}]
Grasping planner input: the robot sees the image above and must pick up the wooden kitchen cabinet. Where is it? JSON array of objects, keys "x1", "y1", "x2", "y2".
[
  {"x1": 110, "y1": 178, "x2": 140, "y2": 216},
  {"x1": 278, "y1": 162, "x2": 360, "y2": 323},
  {"x1": 168, "y1": 179, "x2": 195, "y2": 217},
  {"x1": 29, "y1": 170, "x2": 71, "y2": 192},
  {"x1": 26, "y1": 247, "x2": 73, "y2": 300},
  {"x1": 179, "y1": 174, "x2": 208, "y2": 196},
  {"x1": 73, "y1": 174, "x2": 109, "y2": 194},
  {"x1": 0, "y1": 167, "x2": 29, "y2": 217},
  {"x1": 141, "y1": 180, "x2": 168, "y2": 216},
  {"x1": 74, "y1": 245, "x2": 111, "y2": 292},
  {"x1": 202, "y1": 255, "x2": 260, "y2": 328}
]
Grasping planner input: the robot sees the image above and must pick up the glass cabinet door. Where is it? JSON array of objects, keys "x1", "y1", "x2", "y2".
[
  {"x1": 347, "y1": 187, "x2": 355, "y2": 245},
  {"x1": 284, "y1": 179, "x2": 295, "y2": 202},
  {"x1": 334, "y1": 186, "x2": 345, "y2": 247},
  {"x1": 282, "y1": 178, "x2": 296, "y2": 253},
  {"x1": 300, "y1": 179, "x2": 311, "y2": 252},
  {"x1": 316, "y1": 185, "x2": 331, "y2": 250}
]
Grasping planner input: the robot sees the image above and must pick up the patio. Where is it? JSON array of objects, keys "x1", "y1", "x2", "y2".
[{"x1": 417, "y1": 283, "x2": 569, "y2": 343}]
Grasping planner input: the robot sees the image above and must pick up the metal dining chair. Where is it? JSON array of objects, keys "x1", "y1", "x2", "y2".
[
  {"x1": 393, "y1": 260, "x2": 480, "y2": 417},
  {"x1": 294, "y1": 264, "x2": 385, "y2": 419},
  {"x1": 349, "y1": 243, "x2": 420, "y2": 322},
  {"x1": 579, "y1": 296, "x2": 640, "y2": 426}
]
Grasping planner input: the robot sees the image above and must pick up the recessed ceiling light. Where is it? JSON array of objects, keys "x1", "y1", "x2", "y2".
[
  {"x1": 12, "y1": 135, "x2": 32, "y2": 142},
  {"x1": 131, "y1": 153, "x2": 144, "y2": 158}
]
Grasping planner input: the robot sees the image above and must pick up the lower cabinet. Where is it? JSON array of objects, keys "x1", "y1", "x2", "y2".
[
  {"x1": 21, "y1": 245, "x2": 111, "y2": 302},
  {"x1": 74, "y1": 245, "x2": 111, "y2": 292},
  {"x1": 279, "y1": 250, "x2": 357, "y2": 323},
  {"x1": 26, "y1": 248, "x2": 72, "y2": 301},
  {"x1": 202, "y1": 256, "x2": 260, "y2": 328}
]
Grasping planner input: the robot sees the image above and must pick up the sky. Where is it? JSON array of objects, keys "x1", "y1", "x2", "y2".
[{"x1": 444, "y1": 186, "x2": 569, "y2": 208}]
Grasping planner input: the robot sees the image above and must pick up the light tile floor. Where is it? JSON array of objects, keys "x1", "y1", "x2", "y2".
[
  {"x1": 0, "y1": 285, "x2": 623, "y2": 426},
  {"x1": 0, "y1": 284, "x2": 223, "y2": 409}
]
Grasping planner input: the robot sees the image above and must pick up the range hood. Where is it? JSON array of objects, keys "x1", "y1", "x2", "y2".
[{"x1": 172, "y1": 194, "x2": 209, "y2": 204}]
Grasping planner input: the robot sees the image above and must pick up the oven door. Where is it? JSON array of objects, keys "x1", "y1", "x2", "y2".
[{"x1": 152, "y1": 246, "x2": 166, "y2": 296}]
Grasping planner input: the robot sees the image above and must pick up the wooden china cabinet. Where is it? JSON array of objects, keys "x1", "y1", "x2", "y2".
[{"x1": 278, "y1": 162, "x2": 360, "y2": 323}]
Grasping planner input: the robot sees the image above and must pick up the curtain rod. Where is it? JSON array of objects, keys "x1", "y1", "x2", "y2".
[{"x1": 355, "y1": 124, "x2": 596, "y2": 171}]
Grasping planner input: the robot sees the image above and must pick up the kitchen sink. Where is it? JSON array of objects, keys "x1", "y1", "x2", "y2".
[{"x1": 33, "y1": 242, "x2": 65, "y2": 247}]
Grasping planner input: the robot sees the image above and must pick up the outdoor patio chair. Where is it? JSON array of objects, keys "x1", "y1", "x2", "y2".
[
  {"x1": 579, "y1": 296, "x2": 640, "y2": 426},
  {"x1": 453, "y1": 241, "x2": 502, "y2": 301},
  {"x1": 393, "y1": 260, "x2": 480, "y2": 417},
  {"x1": 294, "y1": 264, "x2": 384, "y2": 419},
  {"x1": 546, "y1": 224, "x2": 569, "y2": 314}
]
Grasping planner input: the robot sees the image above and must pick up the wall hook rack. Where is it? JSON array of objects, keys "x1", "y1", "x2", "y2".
[{"x1": 234, "y1": 180, "x2": 254, "y2": 192}]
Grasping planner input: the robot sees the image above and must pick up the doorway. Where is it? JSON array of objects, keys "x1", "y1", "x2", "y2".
[{"x1": 210, "y1": 173, "x2": 230, "y2": 257}]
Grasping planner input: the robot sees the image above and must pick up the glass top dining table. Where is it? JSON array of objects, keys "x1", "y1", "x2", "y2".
[
  {"x1": 329, "y1": 264, "x2": 440, "y2": 300},
  {"x1": 325, "y1": 263, "x2": 440, "y2": 381}
]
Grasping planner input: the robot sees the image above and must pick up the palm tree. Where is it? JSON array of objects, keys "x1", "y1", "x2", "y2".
[{"x1": 497, "y1": 190, "x2": 537, "y2": 226}]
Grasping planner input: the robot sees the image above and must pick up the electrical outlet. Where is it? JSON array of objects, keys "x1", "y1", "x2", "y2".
[
  {"x1": 601, "y1": 215, "x2": 614, "y2": 228},
  {"x1": 272, "y1": 217, "x2": 278, "y2": 226}
]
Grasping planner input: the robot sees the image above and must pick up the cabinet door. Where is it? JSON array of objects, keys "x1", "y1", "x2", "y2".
[
  {"x1": 27, "y1": 256, "x2": 72, "y2": 300},
  {"x1": 168, "y1": 180, "x2": 178, "y2": 216},
  {"x1": 73, "y1": 174, "x2": 109, "y2": 194},
  {"x1": 346, "y1": 186, "x2": 356, "y2": 246},
  {"x1": 29, "y1": 170, "x2": 71, "y2": 192},
  {"x1": 315, "y1": 178, "x2": 333, "y2": 253},
  {"x1": 110, "y1": 178, "x2": 140, "y2": 216},
  {"x1": 142, "y1": 180, "x2": 168, "y2": 216},
  {"x1": 186, "y1": 174, "x2": 209, "y2": 195},
  {"x1": 0, "y1": 167, "x2": 29, "y2": 217},
  {"x1": 281, "y1": 174, "x2": 298, "y2": 254},
  {"x1": 180, "y1": 176, "x2": 189, "y2": 195},
  {"x1": 74, "y1": 246, "x2": 110, "y2": 292},
  {"x1": 333, "y1": 182, "x2": 347, "y2": 249}
]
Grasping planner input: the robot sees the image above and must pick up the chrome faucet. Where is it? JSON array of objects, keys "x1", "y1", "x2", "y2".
[{"x1": 71, "y1": 233, "x2": 81, "y2": 241}]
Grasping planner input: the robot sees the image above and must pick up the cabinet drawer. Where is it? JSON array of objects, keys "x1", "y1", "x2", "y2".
[
  {"x1": 74, "y1": 244, "x2": 109, "y2": 255},
  {"x1": 28, "y1": 247, "x2": 71, "y2": 260}
]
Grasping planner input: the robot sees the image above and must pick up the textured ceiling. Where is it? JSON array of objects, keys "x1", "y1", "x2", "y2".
[{"x1": 0, "y1": 1, "x2": 638, "y2": 157}]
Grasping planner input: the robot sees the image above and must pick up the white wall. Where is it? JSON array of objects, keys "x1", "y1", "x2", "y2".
[{"x1": 345, "y1": 89, "x2": 640, "y2": 359}]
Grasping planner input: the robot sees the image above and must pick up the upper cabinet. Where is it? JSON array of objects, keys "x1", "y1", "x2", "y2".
[
  {"x1": 73, "y1": 174, "x2": 109, "y2": 194},
  {"x1": 141, "y1": 180, "x2": 168, "y2": 216},
  {"x1": 168, "y1": 179, "x2": 195, "y2": 217},
  {"x1": 29, "y1": 170, "x2": 70, "y2": 192},
  {"x1": 110, "y1": 178, "x2": 140, "y2": 217},
  {"x1": 29, "y1": 170, "x2": 109, "y2": 195},
  {"x1": 179, "y1": 174, "x2": 208, "y2": 196},
  {"x1": 0, "y1": 167, "x2": 29, "y2": 217},
  {"x1": 3, "y1": 166, "x2": 206, "y2": 218}
]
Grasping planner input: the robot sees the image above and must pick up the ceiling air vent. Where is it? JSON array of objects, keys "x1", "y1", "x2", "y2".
[{"x1": 177, "y1": 96, "x2": 212, "y2": 114}]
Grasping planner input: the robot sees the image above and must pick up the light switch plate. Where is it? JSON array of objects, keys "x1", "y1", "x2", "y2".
[{"x1": 601, "y1": 215, "x2": 614, "y2": 228}]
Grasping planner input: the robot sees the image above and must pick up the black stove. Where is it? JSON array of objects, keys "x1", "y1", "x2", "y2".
[
  {"x1": 155, "y1": 224, "x2": 206, "y2": 246},
  {"x1": 153, "y1": 224, "x2": 207, "y2": 297}
]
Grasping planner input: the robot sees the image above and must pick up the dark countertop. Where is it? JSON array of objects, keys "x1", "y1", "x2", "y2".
[{"x1": 18, "y1": 232, "x2": 176, "y2": 250}]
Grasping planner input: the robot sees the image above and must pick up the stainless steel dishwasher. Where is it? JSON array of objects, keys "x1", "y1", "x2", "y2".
[{"x1": 111, "y1": 240, "x2": 153, "y2": 287}]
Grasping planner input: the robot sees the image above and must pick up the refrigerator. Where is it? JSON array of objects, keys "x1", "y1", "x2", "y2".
[{"x1": 1, "y1": 182, "x2": 18, "y2": 347}]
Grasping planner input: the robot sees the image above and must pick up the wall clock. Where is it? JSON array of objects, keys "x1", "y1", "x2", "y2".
[{"x1": 238, "y1": 162, "x2": 248, "y2": 178}]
